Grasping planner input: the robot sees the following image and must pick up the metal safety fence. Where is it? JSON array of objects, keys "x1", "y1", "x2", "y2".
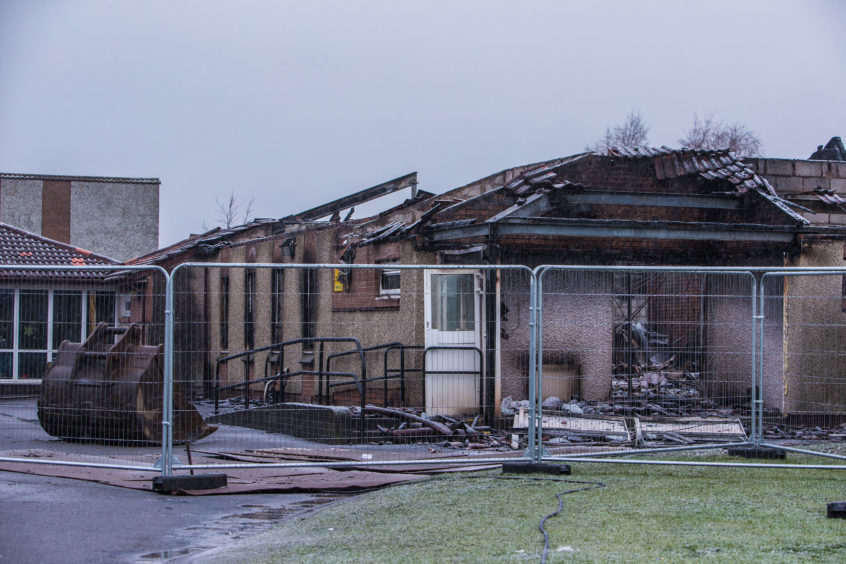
[
  {"x1": 753, "y1": 270, "x2": 846, "y2": 463},
  {"x1": 160, "y1": 263, "x2": 536, "y2": 476},
  {"x1": 2, "y1": 264, "x2": 846, "y2": 478},
  {"x1": 536, "y1": 267, "x2": 846, "y2": 470},
  {"x1": 0, "y1": 265, "x2": 169, "y2": 472}
]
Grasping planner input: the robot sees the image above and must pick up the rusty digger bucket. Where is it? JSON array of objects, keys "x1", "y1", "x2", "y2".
[{"x1": 38, "y1": 323, "x2": 216, "y2": 444}]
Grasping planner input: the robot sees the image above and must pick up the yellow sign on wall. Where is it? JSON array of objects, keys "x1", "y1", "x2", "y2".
[{"x1": 334, "y1": 268, "x2": 344, "y2": 292}]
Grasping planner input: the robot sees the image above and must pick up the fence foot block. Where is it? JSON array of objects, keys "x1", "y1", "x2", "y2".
[
  {"x1": 725, "y1": 446, "x2": 786, "y2": 459},
  {"x1": 502, "y1": 462, "x2": 571, "y2": 475},
  {"x1": 827, "y1": 502, "x2": 846, "y2": 519},
  {"x1": 152, "y1": 473, "x2": 228, "y2": 494}
]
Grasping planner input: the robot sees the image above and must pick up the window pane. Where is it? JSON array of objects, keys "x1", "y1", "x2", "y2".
[
  {"x1": 18, "y1": 351, "x2": 47, "y2": 379},
  {"x1": 92, "y1": 291, "x2": 116, "y2": 326},
  {"x1": 431, "y1": 274, "x2": 475, "y2": 331},
  {"x1": 380, "y1": 270, "x2": 400, "y2": 293},
  {"x1": 0, "y1": 352, "x2": 12, "y2": 379},
  {"x1": 0, "y1": 290, "x2": 13, "y2": 351},
  {"x1": 18, "y1": 290, "x2": 47, "y2": 350},
  {"x1": 53, "y1": 291, "x2": 82, "y2": 349}
]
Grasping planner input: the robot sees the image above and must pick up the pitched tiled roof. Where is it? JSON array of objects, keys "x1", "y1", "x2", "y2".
[{"x1": 0, "y1": 223, "x2": 118, "y2": 279}]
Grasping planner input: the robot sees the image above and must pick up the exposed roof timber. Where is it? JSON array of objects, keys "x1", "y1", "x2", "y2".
[
  {"x1": 281, "y1": 172, "x2": 417, "y2": 222},
  {"x1": 486, "y1": 192, "x2": 553, "y2": 223},
  {"x1": 430, "y1": 217, "x2": 808, "y2": 243},
  {"x1": 750, "y1": 189, "x2": 809, "y2": 225},
  {"x1": 558, "y1": 191, "x2": 743, "y2": 210}
]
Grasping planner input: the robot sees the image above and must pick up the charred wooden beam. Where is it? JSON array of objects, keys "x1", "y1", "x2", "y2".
[{"x1": 282, "y1": 172, "x2": 417, "y2": 222}]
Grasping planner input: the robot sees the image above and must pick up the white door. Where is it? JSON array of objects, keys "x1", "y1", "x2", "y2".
[{"x1": 424, "y1": 270, "x2": 482, "y2": 416}]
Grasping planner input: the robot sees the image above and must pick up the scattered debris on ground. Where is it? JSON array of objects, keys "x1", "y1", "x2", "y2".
[{"x1": 362, "y1": 405, "x2": 516, "y2": 450}]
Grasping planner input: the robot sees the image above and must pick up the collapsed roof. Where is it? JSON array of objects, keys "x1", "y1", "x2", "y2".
[
  {"x1": 340, "y1": 148, "x2": 835, "y2": 259},
  {"x1": 130, "y1": 147, "x2": 846, "y2": 267}
]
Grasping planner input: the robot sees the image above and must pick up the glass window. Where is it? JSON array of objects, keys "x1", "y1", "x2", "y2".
[
  {"x1": 18, "y1": 351, "x2": 47, "y2": 380},
  {"x1": 380, "y1": 269, "x2": 401, "y2": 296},
  {"x1": 431, "y1": 274, "x2": 475, "y2": 331},
  {"x1": 92, "y1": 291, "x2": 116, "y2": 326},
  {"x1": 18, "y1": 290, "x2": 48, "y2": 350},
  {"x1": 0, "y1": 352, "x2": 12, "y2": 379},
  {"x1": 53, "y1": 291, "x2": 82, "y2": 349},
  {"x1": 0, "y1": 290, "x2": 13, "y2": 351}
]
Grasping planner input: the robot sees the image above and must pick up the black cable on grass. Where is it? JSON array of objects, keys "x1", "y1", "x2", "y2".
[
  {"x1": 356, "y1": 473, "x2": 606, "y2": 562},
  {"x1": 468, "y1": 475, "x2": 606, "y2": 563},
  {"x1": 536, "y1": 479, "x2": 605, "y2": 564}
]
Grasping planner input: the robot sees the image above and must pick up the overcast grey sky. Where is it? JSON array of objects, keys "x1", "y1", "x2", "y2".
[{"x1": 1, "y1": 0, "x2": 844, "y2": 249}]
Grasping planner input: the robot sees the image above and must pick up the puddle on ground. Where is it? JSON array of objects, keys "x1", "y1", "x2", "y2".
[
  {"x1": 227, "y1": 507, "x2": 297, "y2": 520},
  {"x1": 138, "y1": 548, "x2": 198, "y2": 560},
  {"x1": 131, "y1": 495, "x2": 343, "y2": 562}
]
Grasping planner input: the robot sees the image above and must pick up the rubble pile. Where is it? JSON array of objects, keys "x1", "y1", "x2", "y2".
[
  {"x1": 763, "y1": 422, "x2": 846, "y2": 442},
  {"x1": 362, "y1": 405, "x2": 518, "y2": 450}
]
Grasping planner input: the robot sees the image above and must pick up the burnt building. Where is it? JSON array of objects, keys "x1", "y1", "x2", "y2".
[{"x1": 131, "y1": 148, "x2": 846, "y2": 420}]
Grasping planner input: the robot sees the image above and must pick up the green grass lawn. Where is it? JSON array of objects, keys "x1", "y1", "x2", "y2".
[{"x1": 214, "y1": 453, "x2": 846, "y2": 563}]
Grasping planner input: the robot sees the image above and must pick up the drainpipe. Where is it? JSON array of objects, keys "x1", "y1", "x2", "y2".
[{"x1": 484, "y1": 245, "x2": 498, "y2": 424}]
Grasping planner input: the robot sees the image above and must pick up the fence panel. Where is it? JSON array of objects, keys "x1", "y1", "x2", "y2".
[
  {"x1": 165, "y1": 263, "x2": 536, "y2": 472},
  {"x1": 760, "y1": 272, "x2": 846, "y2": 451},
  {"x1": 536, "y1": 267, "x2": 758, "y2": 462},
  {"x1": 0, "y1": 265, "x2": 169, "y2": 471}
]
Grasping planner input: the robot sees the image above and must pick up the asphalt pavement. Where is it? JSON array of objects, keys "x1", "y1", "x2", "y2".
[
  {"x1": 0, "y1": 397, "x2": 347, "y2": 563},
  {"x1": 0, "y1": 469, "x2": 342, "y2": 563}
]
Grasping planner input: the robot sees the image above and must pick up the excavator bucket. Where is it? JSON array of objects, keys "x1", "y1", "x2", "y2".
[{"x1": 38, "y1": 323, "x2": 216, "y2": 444}]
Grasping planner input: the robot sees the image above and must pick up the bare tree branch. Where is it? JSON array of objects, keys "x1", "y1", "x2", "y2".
[
  {"x1": 588, "y1": 110, "x2": 650, "y2": 153},
  {"x1": 679, "y1": 114, "x2": 762, "y2": 156},
  {"x1": 213, "y1": 192, "x2": 255, "y2": 228}
]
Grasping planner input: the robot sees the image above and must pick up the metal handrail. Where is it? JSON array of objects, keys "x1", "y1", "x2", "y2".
[
  {"x1": 325, "y1": 342, "x2": 424, "y2": 407},
  {"x1": 214, "y1": 337, "x2": 365, "y2": 410}
]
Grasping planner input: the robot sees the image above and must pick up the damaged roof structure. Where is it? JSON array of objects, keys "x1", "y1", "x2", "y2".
[
  {"x1": 336, "y1": 148, "x2": 837, "y2": 267},
  {"x1": 125, "y1": 147, "x2": 846, "y2": 437}
]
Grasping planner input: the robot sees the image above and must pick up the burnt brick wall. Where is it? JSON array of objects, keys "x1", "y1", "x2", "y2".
[{"x1": 332, "y1": 242, "x2": 401, "y2": 311}]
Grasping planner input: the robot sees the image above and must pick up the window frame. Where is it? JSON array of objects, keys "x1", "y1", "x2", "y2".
[
  {"x1": 0, "y1": 285, "x2": 117, "y2": 381},
  {"x1": 379, "y1": 268, "x2": 401, "y2": 298}
]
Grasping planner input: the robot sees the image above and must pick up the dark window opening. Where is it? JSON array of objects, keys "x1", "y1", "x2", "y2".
[
  {"x1": 220, "y1": 276, "x2": 229, "y2": 349},
  {"x1": 244, "y1": 269, "x2": 256, "y2": 350},
  {"x1": 271, "y1": 268, "x2": 284, "y2": 343},
  {"x1": 301, "y1": 268, "x2": 316, "y2": 344},
  {"x1": 89, "y1": 291, "x2": 116, "y2": 331}
]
